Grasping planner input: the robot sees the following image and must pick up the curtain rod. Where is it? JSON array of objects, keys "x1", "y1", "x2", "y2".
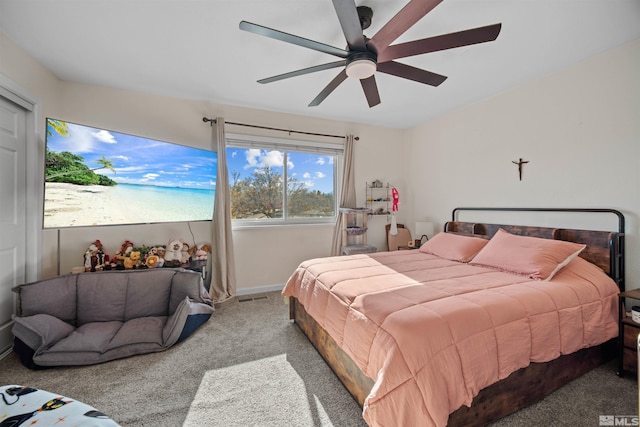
[{"x1": 202, "y1": 117, "x2": 358, "y2": 141}]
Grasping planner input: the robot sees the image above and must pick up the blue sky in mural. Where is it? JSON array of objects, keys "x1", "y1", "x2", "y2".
[{"x1": 46, "y1": 120, "x2": 217, "y2": 190}]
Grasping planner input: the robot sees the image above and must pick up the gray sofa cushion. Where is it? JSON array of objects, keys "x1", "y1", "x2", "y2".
[
  {"x1": 12, "y1": 313, "x2": 75, "y2": 352},
  {"x1": 47, "y1": 321, "x2": 125, "y2": 353},
  {"x1": 169, "y1": 269, "x2": 209, "y2": 313},
  {"x1": 124, "y1": 269, "x2": 174, "y2": 320},
  {"x1": 12, "y1": 268, "x2": 214, "y2": 368},
  {"x1": 76, "y1": 273, "x2": 129, "y2": 325},
  {"x1": 18, "y1": 275, "x2": 78, "y2": 324}
]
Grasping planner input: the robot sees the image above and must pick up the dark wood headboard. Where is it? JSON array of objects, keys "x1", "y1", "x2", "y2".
[{"x1": 444, "y1": 208, "x2": 625, "y2": 291}]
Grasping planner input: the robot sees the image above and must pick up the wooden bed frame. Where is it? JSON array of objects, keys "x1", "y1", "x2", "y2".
[{"x1": 288, "y1": 207, "x2": 625, "y2": 426}]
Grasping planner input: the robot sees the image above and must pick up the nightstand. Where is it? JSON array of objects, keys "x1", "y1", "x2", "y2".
[{"x1": 618, "y1": 289, "x2": 640, "y2": 377}]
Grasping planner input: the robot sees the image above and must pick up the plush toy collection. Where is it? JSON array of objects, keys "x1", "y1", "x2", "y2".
[
  {"x1": 82, "y1": 238, "x2": 211, "y2": 272},
  {"x1": 164, "y1": 238, "x2": 184, "y2": 267}
]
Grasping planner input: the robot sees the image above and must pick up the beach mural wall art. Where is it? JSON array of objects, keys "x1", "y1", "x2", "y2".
[{"x1": 43, "y1": 118, "x2": 217, "y2": 228}]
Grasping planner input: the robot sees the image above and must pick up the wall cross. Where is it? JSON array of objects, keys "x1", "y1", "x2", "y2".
[{"x1": 512, "y1": 158, "x2": 529, "y2": 181}]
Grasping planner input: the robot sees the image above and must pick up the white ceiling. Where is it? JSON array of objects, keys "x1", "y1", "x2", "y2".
[{"x1": 1, "y1": 0, "x2": 639, "y2": 129}]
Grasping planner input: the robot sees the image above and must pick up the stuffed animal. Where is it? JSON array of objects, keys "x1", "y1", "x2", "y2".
[
  {"x1": 192, "y1": 243, "x2": 211, "y2": 261},
  {"x1": 181, "y1": 243, "x2": 191, "y2": 264},
  {"x1": 83, "y1": 248, "x2": 93, "y2": 272},
  {"x1": 116, "y1": 240, "x2": 133, "y2": 257},
  {"x1": 93, "y1": 239, "x2": 104, "y2": 253},
  {"x1": 84, "y1": 240, "x2": 103, "y2": 272},
  {"x1": 155, "y1": 245, "x2": 166, "y2": 268},
  {"x1": 164, "y1": 238, "x2": 183, "y2": 266},
  {"x1": 113, "y1": 240, "x2": 134, "y2": 268},
  {"x1": 145, "y1": 255, "x2": 159, "y2": 268},
  {"x1": 124, "y1": 251, "x2": 141, "y2": 269}
]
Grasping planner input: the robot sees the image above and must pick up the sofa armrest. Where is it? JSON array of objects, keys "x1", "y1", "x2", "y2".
[
  {"x1": 168, "y1": 270, "x2": 212, "y2": 313},
  {"x1": 12, "y1": 314, "x2": 75, "y2": 355},
  {"x1": 162, "y1": 297, "x2": 214, "y2": 346}
]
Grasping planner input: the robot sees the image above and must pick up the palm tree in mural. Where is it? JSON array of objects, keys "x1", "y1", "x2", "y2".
[
  {"x1": 45, "y1": 154, "x2": 116, "y2": 181},
  {"x1": 46, "y1": 119, "x2": 69, "y2": 137},
  {"x1": 45, "y1": 119, "x2": 117, "y2": 185}
]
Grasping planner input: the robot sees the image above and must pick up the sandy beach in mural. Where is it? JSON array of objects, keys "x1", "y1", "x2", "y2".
[{"x1": 43, "y1": 182, "x2": 214, "y2": 228}]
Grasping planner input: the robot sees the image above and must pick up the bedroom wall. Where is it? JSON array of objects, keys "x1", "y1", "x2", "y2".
[
  {"x1": 0, "y1": 32, "x2": 61, "y2": 112},
  {"x1": 1, "y1": 30, "x2": 407, "y2": 293},
  {"x1": 48, "y1": 84, "x2": 405, "y2": 290},
  {"x1": 406, "y1": 39, "x2": 640, "y2": 290}
]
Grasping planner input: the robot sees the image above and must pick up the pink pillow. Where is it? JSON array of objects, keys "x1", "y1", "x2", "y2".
[
  {"x1": 419, "y1": 232, "x2": 489, "y2": 262},
  {"x1": 469, "y1": 228, "x2": 586, "y2": 280}
]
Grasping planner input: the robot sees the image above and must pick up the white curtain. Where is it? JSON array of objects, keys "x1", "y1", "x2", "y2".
[
  {"x1": 210, "y1": 117, "x2": 236, "y2": 303},
  {"x1": 331, "y1": 135, "x2": 357, "y2": 255}
]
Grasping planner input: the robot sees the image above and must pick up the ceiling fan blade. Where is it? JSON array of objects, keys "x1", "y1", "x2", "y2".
[
  {"x1": 377, "y1": 61, "x2": 447, "y2": 87},
  {"x1": 369, "y1": 0, "x2": 443, "y2": 54},
  {"x1": 258, "y1": 61, "x2": 346, "y2": 84},
  {"x1": 239, "y1": 21, "x2": 348, "y2": 58},
  {"x1": 377, "y1": 23, "x2": 502, "y2": 63},
  {"x1": 332, "y1": 0, "x2": 366, "y2": 51},
  {"x1": 360, "y1": 76, "x2": 381, "y2": 107},
  {"x1": 309, "y1": 70, "x2": 348, "y2": 107}
]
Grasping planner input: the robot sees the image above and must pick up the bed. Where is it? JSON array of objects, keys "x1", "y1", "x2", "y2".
[{"x1": 282, "y1": 207, "x2": 625, "y2": 426}]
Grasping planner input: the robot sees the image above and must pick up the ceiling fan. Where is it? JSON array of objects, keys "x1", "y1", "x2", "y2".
[{"x1": 239, "y1": 0, "x2": 501, "y2": 108}]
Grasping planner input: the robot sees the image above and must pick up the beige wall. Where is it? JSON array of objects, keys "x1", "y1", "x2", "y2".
[
  {"x1": 1, "y1": 31, "x2": 406, "y2": 292},
  {"x1": 0, "y1": 32, "x2": 61, "y2": 114},
  {"x1": 406, "y1": 39, "x2": 640, "y2": 289}
]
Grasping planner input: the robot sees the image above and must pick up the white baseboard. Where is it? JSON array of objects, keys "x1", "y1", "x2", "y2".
[{"x1": 236, "y1": 283, "x2": 284, "y2": 296}]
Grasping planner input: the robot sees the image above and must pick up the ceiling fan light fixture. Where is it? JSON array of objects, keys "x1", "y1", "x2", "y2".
[
  {"x1": 346, "y1": 59, "x2": 376, "y2": 79},
  {"x1": 345, "y1": 51, "x2": 377, "y2": 80}
]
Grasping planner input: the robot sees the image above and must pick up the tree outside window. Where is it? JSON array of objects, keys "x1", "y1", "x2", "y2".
[{"x1": 227, "y1": 144, "x2": 338, "y2": 223}]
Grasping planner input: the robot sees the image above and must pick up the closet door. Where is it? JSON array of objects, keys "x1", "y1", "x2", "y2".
[{"x1": 0, "y1": 95, "x2": 27, "y2": 354}]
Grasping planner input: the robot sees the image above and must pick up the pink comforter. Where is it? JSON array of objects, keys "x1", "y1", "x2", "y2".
[{"x1": 282, "y1": 250, "x2": 619, "y2": 427}]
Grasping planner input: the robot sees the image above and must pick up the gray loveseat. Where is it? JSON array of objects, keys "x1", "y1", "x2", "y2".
[{"x1": 11, "y1": 268, "x2": 214, "y2": 369}]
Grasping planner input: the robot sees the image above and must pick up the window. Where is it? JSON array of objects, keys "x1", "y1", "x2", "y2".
[{"x1": 226, "y1": 134, "x2": 342, "y2": 225}]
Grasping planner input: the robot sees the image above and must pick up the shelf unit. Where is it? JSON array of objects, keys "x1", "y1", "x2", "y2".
[
  {"x1": 339, "y1": 207, "x2": 376, "y2": 255},
  {"x1": 365, "y1": 181, "x2": 391, "y2": 216}
]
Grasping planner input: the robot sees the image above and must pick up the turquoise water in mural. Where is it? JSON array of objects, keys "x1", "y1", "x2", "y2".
[{"x1": 114, "y1": 184, "x2": 215, "y2": 222}]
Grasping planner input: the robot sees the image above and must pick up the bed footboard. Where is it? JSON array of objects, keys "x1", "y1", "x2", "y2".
[{"x1": 290, "y1": 297, "x2": 374, "y2": 406}]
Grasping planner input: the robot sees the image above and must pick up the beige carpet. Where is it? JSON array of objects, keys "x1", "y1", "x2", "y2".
[
  {"x1": 183, "y1": 353, "x2": 364, "y2": 426},
  {"x1": 0, "y1": 293, "x2": 365, "y2": 426},
  {"x1": 0, "y1": 291, "x2": 636, "y2": 426}
]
